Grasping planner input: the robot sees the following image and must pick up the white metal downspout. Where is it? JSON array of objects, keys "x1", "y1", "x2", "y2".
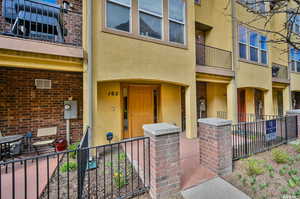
[{"x1": 87, "y1": 0, "x2": 93, "y2": 150}]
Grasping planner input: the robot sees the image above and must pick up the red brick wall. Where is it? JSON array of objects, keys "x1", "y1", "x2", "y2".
[{"x1": 0, "y1": 67, "x2": 83, "y2": 143}]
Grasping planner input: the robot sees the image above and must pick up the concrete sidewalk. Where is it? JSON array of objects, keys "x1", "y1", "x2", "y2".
[{"x1": 182, "y1": 177, "x2": 251, "y2": 199}]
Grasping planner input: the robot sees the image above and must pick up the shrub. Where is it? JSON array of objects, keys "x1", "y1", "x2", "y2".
[
  {"x1": 113, "y1": 171, "x2": 128, "y2": 189},
  {"x1": 60, "y1": 162, "x2": 77, "y2": 173},
  {"x1": 279, "y1": 167, "x2": 288, "y2": 176},
  {"x1": 280, "y1": 187, "x2": 289, "y2": 194},
  {"x1": 244, "y1": 158, "x2": 265, "y2": 176},
  {"x1": 288, "y1": 169, "x2": 298, "y2": 176},
  {"x1": 293, "y1": 144, "x2": 300, "y2": 153},
  {"x1": 68, "y1": 142, "x2": 80, "y2": 159},
  {"x1": 296, "y1": 154, "x2": 300, "y2": 161},
  {"x1": 259, "y1": 183, "x2": 268, "y2": 190},
  {"x1": 118, "y1": 153, "x2": 126, "y2": 161},
  {"x1": 272, "y1": 149, "x2": 290, "y2": 164}
]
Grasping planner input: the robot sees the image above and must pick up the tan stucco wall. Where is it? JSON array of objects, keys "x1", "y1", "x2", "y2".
[
  {"x1": 195, "y1": 0, "x2": 232, "y2": 51},
  {"x1": 160, "y1": 84, "x2": 182, "y2": 128},
  {"x1": 236, "y1": 62, "x2": 272, "y2": 90},
  {"x1": 206, "y1": 83, "x2": 228, "y2": 117},
  {"x1": 291, "y1": 73, "x2": 300, "y2": 91},
  {"x1": 94, "y1": 82, "x2": 122, "y2": 146},
  {"x1": 82, "y1": 0, "x2": 198, "y2": 143}
]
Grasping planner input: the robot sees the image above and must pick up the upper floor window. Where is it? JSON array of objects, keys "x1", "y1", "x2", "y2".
[
  {"x1": 139, "y1": 0, "x2": 163, "y2": 39},
  {"x1": 105, "y1": 0, "x2": 186, "y2": 45},
  {"x1": 238, "y1": 25, "x2": 268, "y2": 65},
  {"x1": 106, "y1": 0, "x2": 131, "y2": 32},
  {"x1": 169, "y1": 0, "x2": 186, "y2": 44},
  {"x1": 290, "y1": 15, "x2": 300, "y2": 34},
  {"x1": 41, "y1": 0, "x2": 57, "y2": 3},
  {"x1": 239, "y1": 0, "x2": 265, "y2": 13},
  {"x1": 290, "y1": 48, "x2": 300, "y2": 72}
]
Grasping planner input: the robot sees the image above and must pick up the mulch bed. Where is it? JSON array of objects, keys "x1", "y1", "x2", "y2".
[
  {"x1": 40, "y1": 146, "x2": 146, "y2": 199},
  {"x1": 225, "y1": 143, "x2": 300, "y2": 199}
]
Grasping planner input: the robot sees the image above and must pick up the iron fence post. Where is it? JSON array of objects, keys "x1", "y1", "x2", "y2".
[
  {"x1": 285, "y1": 116, "x2": 288, "y2": 144},
  {"x1": 77, "y1": 148, "x2": 81, "y2": 199},
  {"x1": 244, "y1": 122, "x2": 248, "y2": 156}
]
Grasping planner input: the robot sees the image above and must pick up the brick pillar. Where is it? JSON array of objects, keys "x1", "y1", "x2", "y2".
[
  {"x1": 286, "y1": 110, "x2": 300, "y2": 139},
  {"x1": 143, "y1": 123, "x2": 181, "y2": 199},
  {"x1": 198, "y1": 118, "x2": 232, "y2": 176}
]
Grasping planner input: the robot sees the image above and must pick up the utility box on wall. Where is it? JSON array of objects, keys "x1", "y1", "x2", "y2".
[{"x1": 64, "y1": 100, "x2": 78, "y2": 119}]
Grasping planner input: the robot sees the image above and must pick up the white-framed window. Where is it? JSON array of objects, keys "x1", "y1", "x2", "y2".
[
  {"x1": 195, "y1": 0, "x2": 201, "y2": 4},
  {"x1": 106, "y1": 0, "x2": 131, "y2": 32},
  {"x1": 239, "y1": 0, "x2": 265, "y2": 13},
  {"x1": 290, "y1": 47, "x2": 300, "y2": 72},
  {"x1": 292, "y1": 15, "x2": 300, "y2": 34},
  {"x1": 168, "y1": 0, "x2": 186, "y2": 44},
  {"x1": 138, "y1": 0, "x2": 163, "y2": 40},
  {"x1": 238, "y1": 25, "x2": 268, "y2": 65}
]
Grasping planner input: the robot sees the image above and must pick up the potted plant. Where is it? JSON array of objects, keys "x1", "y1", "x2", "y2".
[{"x1": 55, "y1": 138, "x2": 68, "y2": 151}]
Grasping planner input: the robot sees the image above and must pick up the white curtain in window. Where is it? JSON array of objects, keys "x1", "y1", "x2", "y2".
[
  {"x1": 139, "y1": 0, "x2": 162, "y2": 15},
  {"x1": 169, "y1": 0, "x2": 185, "y2": 22}
]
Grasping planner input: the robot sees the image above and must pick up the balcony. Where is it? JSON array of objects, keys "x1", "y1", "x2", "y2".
[
  {"x1": 196, "y1": 42, "x2": 234, "y2": 77},
  {"x1": 272, "y1": 63, "x2": 289, "y2": 84},
  {"x1": 0, "y1": 0, "x2": 82, "y2": 47}
]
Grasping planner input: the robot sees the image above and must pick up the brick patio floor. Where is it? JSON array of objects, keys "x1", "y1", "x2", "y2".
[
  {"x1": 1, "y1": 156, "x2": 58, "y2": 199},
  {"x1": 180, "y1": 133, "x2": 216, "y2": 190},
  {"x1": 123, "y1": 133, "x2": 217, "y2": 191}
]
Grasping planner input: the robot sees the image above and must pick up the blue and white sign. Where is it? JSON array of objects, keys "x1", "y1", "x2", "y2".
[{"x1": 266, "y1": 120, "x2": 277, "y2": 141}]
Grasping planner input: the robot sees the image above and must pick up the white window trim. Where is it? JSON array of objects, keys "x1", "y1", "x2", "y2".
[
  {"x1": 238, "y1": 25, "x2": 268, "y2": 65},
  {"x1": 290, "y1": 48, "x2": 300, "y2": 72},
  {"x1": 105, "y1": 0, "x2": 133, "y2": 33},
  {"x1": 168, "y1": 0, "x2": 186, "y2": 44},
  {"x1": 138, "y1": 0, "x2": 164, "y2": 40},
  {"x1": 249, "y1": 31, "x2": 259, "y2": 62},
  {"x1": 238, "y1": 26, "x2": 248, "y2": 59}
]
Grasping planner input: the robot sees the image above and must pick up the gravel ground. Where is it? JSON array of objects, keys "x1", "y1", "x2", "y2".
[
  {"x1": 225, "y1": 144, "x2": 300, "y2": 199},
  {"x1": 40, "y1": 147, "x2": 147, "y2": 199}
]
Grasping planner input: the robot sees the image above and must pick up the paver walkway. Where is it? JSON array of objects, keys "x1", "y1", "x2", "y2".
[
  {"x1": 182, "y1": 177, "x2": 251, "y2": 199},
  {"x1": 180, "y1": 133, "x2": 216, "y2": 190},
  {"x1": 1, "y1": 155, "x2": 59, "y2": 199}
]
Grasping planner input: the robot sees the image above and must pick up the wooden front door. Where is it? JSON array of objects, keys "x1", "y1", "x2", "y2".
[
  {"x1": 238, "y1": 89, "x2": 246, "y2": 122},
  {"x1": 128, "y1": 85, "x2": 154, "y2": 138}
]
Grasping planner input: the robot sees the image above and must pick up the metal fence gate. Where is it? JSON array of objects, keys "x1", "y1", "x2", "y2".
[
  {"x1": 232, "y1": 115, "x2": 298, "y2": 160},
  {"x1": 0, "y1": 128, "x2": 150, "y2": 199}
]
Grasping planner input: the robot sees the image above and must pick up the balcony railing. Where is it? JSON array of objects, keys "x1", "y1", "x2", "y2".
[
  {"x1": 272, "y1": 63, "x2": 288, "y2": 81},
  {"x1": 196, "y1": 42, "x2": 232, "y2": 69},
  {"x1": 0, "y1": 0, "x2": 82, "y2": 46}
]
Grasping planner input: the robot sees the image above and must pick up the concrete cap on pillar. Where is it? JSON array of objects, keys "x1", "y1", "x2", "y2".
[
  {"x1": 287, "y1": 109, "x2": 300, "y2": 115},
  {"x1": 198, "y1": 118, "x2": 232, "y2": 127},
  {"x1": 143, "y1": 123, "x2": 181, "y2": 136}
]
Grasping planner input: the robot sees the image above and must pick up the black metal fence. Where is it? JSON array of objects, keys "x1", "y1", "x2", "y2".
[
  {"x1": 217, "y1": 111, "x2": 282, "y2": 124},
  {"x1": 77, "y1": 127, "x2": 89, "y2": 199},
  {"x1": 0, "y1": 0, "x2": 82, "y2": 46},
  {"x1": 0, "y1": 134, "x2": 150, "y2": 199},
  {"x1": 232, "y1": 115, "x2": 298, "y2": 160},
  {"x1": 195, "y1": 42, "x2": 232, "y2": 69}
]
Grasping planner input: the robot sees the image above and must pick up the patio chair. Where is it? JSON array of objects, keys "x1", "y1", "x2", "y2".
[
  {"x1": 32, "y1": 127, "x2": 57, "y2": 154},
  {"x1": 10, "y1": 140, "x2": 23, "y2": 156}
]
